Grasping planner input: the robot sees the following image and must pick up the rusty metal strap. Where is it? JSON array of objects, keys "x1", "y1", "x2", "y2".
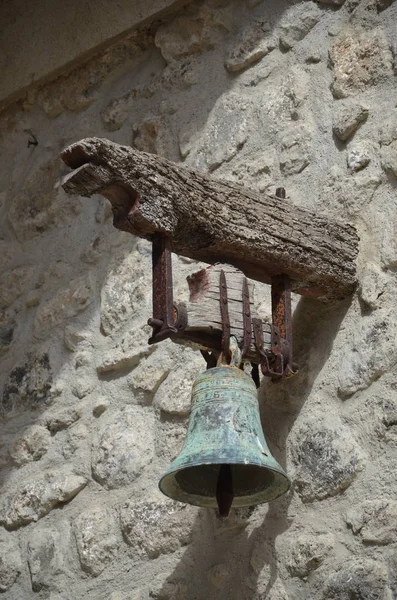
[{"x1": 219, "y1": 269, "x2": 231, "y2": 361}]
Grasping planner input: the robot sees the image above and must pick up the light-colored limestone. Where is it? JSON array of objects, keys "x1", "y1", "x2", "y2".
[
  {"x1": 0, "y1": 530, "x2": 21, "y2": 592},
  {"x1": 92, "y1": 406, "x2": 154, "y2": 489},
  {"x1": 119, "y1": 498, "x2": 195, "y2": 558},
  {"x1": 10, "y1": 425, "x2": 51, "y2": 466},
  {"x1": 290, "y1": 415, "x2": 365, "y2": 501},
  {"x1": 2, "y1": 469, "x2": 87, "y2": 527},
  {"x1": 74, "y1": 506, "x2": 121, "y2": 576}
]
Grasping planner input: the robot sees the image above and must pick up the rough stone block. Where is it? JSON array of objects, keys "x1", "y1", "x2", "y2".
[
  {"x1": 319, "y1": 558, "x2": 391, "y2": 599},
  {"x1": 2, "y1": 468, "x2": 87, "y2": 528},
  {"x1": 10, "y1": 425, "x2": 51, "y2": 466},
  {"x1": 338, "y1": 312, "x2": 397, "y2": 397},
  {"x1": 225, "y1": 19, "x2": 275, "y2": 72},
  {"x1": 100, "y1": 247, "x2": 150, "y2": 336},
  {"x1": 119, "y1": 498, "x2": 195, "y2": 558},
  {"x1": 347, "y1": 141, "x2": 373, "y2": 172},
  {"x1": 34, "y1": 275, "x2": 93, "y2": 340},
  {"x1": 27, "y1": 525, "x2": 66, "y2": 592},
  {"x1": 332, "y1": 102, "x2": 369, "y2": 141},
  {"x1": 8, "y1": 161, "x2": 81, "y2": 241},
  {"x1": 0, "y1": 530, "x2": 21, "y2": 592},
  {"x1": 92, "y1": 406, "x2": 154, "y2": 489},
  {"x1": 44, "y1": 407, "x2": 82, "y2": 434},
  {"x1": 358, "y1": 263, "x2": 387, "y2": 310},
  {"x1": 279, "y1": 125, "x2": 311, "y2": 175},
  {"x1": 96, "y1": 327, "x2": 152, "y2": 374},
  {"x1": 286, "y1": 533, "x2": 334, "y2": 578},
  {"x1": 380, "y1": 141, "x2": 397, "y2": 178},
  {"x1": 1, "y1": 353, "x2": 52, "y2": 415},
  {"x1": 0, "y1": 266, "x2": 30, "y2": 309},
  {"x1": 346, "y1": 499, "x2": 397, "y2": 544},
  {"x1": 0, "y1": 313, "x2": 15, "y2": 355},
  {"x1": 330, "y1": 27, "x2": 393, "y2": 98},
  {"x1": 153, "y1": 352, "x2": 204, "y2": 416},
  {"x1": 279, "y1": 4, "x2": 322, "y2": 50},
  {"x1": 155, "y1": 5, "x2": 230, "y2": 63},
  {"x1": 291, "y1": 415, "x2": 365, "y2": 502},
  {"x1": 186, "y1": 93, "x2": 252, "y2": 172},
  {"x1": 74, "y1": 506, "x2": 121, "y2": 576}
]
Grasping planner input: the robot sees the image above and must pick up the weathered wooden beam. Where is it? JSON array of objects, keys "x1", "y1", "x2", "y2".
[{"x1": 61, "y1": 137, "x2": 359, "y2": 300}]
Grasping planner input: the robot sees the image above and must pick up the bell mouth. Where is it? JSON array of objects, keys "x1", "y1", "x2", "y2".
[{"x1": 159, "y1": 462, "x2": 290, "y2": 509}]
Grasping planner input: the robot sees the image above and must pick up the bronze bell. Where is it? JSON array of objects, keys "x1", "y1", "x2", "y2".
[{"x1": 159, "y1": 347, "x2": 290, "y2": 516}]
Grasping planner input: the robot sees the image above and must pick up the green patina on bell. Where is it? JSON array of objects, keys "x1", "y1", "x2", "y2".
[{"x1": 159, "y1": 349, "x2": 290, "y2": 515}]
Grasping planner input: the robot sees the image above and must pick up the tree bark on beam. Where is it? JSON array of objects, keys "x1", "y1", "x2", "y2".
[{"x1": 61, "y1": 137, "x2": 359, "y2": 300}]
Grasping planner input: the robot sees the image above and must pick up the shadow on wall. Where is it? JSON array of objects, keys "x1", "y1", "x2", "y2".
[{"x1": 156, "y1": 296, "x2": 351, "y2": 600}]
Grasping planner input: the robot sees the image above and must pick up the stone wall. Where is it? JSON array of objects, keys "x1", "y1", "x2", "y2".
[{"x1": 1, "y1": 0, "x2": 397, "y2": 598}]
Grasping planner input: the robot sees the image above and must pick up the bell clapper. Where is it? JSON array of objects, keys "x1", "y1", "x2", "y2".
[{"x1": 216, "y1": 464, "x2": 234, "y2": 518}]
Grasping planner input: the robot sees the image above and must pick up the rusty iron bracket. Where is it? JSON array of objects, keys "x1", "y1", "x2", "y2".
[
  {"x1": 241, "y1": 277, "x2": 252, "y2": 360},
  {"x1": 253, "y1": 273, "x2": 298, "y2": 381},
  {"x1": 219, "y1": 269, "x2": 231, "y2": 362},
  {"x1": 148, "y1": 233, "x2": 178, "y2": 344},
  {"x1": 146, "y1": 189, "x2": 298, "y2": 382}
]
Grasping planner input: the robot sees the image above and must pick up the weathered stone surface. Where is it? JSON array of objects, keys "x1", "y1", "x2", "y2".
[
  {"x1": 279, "y1": 4, "x2": 322, "y2": 50},
  {"x1": 2, "y1": 0, "x2": 397, "y2": 597},
  {"x1": 318, "y1": 558, "x2": 391, "y2": 599},
  {"x1": 27, "y1": 525, "x2": 66, "y2": 592},
  {"x1": 34, "y1": 275, "x2": 93, "y2": 339},
  {"x1": 347, "y1": 141, "x2": 373, "y2": 171},
  {"x1": 338, "y1": 312, "x2": 397, "y2": 397},
  {"x1": 2, "y1": 468, "x2": 87, "y2": 528},
  {"x1": 225, "y1": 19, "x2": 275, "y2": 72},
  {"x1": 0, "y1": 312, "x2": 15, "y2": 355},
  {"x1": 287, "y1": 533, "x2": 334, "y2": 578},
  {"x1": 72, "y1": 350, "x2": 96, "y2": 399},
  {"x1": 149, "y1": 578, "x2": 188, "y2": 600},
  {"x1": 346, "y1": 499, "x2": 397, "y2": 544},
  {"x1": 380, "y1": 142, "x2": 397, "y2": 178},
  {"x1": 330, "y1": 27, "x2": 393, "y2": 98},
  {"x1": 97, "y1": 326, "x2": 152, "y2": 373},
  {"x1": 44, "y1": 407, "x2": 81, "y2": 433},
  {"x1": 186, "y1": 93, "x2": 252, "y2": 172},
  {"x1": 101, "y1": 95, "x2": 131, "y2": 132},
  {"x1": 64, "y1": 325, "x2": 91, "y2": 352},
  {"x1": 62, "y1": 422, "x2": 89, "y2": 459},
  {"x1": 0, "y1": 530, "x2": 21, "y2": 592},
  {"x1": 10, "y1": 425, "x2": 51, "y2": 466},
  {"x1": 100, "y1": 248, "x2": 149, "y2": 335},
  {"x1": 317, "y1": 0, "x2": 346, "y2": 4},
  {"x1": 332, "y1": 102, "x2": 369, "y2": 141},
  {"x1": 291, "y1": 415, "x2": 365, "y2": 501},
  {"x1": 153, "y1": 352, "x2": 204, "y2": 416},
  {"x1": 119, "y1": 498, "x2": 195, "y2": 558},
  {"x1": 358, "y1": 263, "x2": 387, "y2": 310},
  {"x1": 92, "y1": 406, "x2": 154, "y2": 489},
  {"x1": 0, "y1": 266, "x2": 30, "y2": 309},
  {"x1": 74, "y1": 506, "x2": 121, "y2": 576},
  {"x1": 1, "y1": 353, "x2": 52, "y2": 415},
  {"x1": 279, "y1": 125, "x2": 311, "y2": 175},
  {"x1": 376, "y1": 0, "x2": 394, "y2": 11},
  {"x1": 155, "y1": 5, "x2": 229, "y2": 63},
  {"x1": 8, "y1": 161, "x2": 81, "y2": 241},
  {"x1": 207, "y1": 563, "x2": 230, "y2": 588}
]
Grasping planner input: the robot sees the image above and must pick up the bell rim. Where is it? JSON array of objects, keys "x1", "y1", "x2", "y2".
[{"x1": 159, "y1": 459, "x2": 291, "y2": 508}]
